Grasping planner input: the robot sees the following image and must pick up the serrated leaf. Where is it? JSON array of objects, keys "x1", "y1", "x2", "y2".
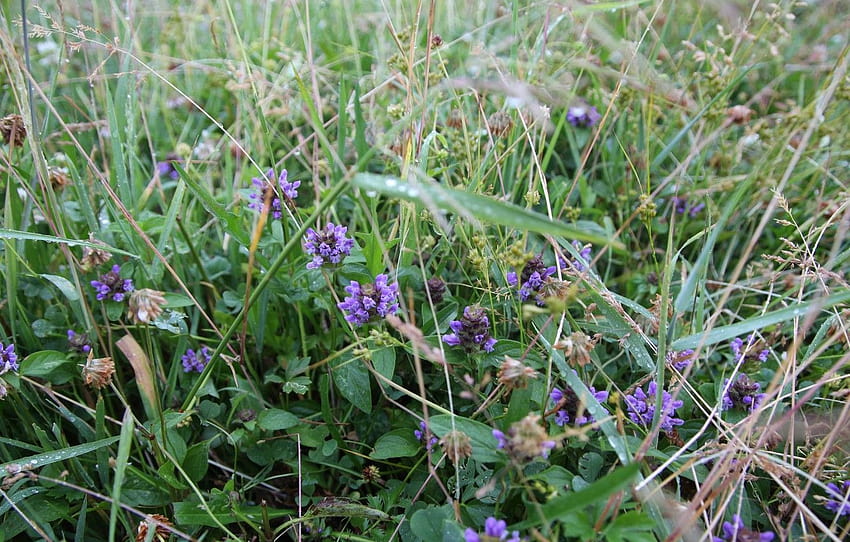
[{"x1": 352, "y1": 173, "x2": 623, "y2": 249}]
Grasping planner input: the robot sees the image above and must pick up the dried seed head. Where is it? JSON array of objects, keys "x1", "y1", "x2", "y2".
[
  {"x1": 135, "y1": 514, "x2": 173, "y2": 542},
  {"x1": 361, "y1": 464, "x2": 382, "y2": 483},
  {"x1": 727, "y1": 105, "x2": 754, "y2": 125},
  {"x1": 493, "y1": 413, "x2": 556, "y2": 463},
  {"x1": 128, "y1": 288, "x2": 167, "y2": 324},
  {"x1": 446, "y1": 108, "x2": 465, "y2": 129},
  {"x1": 487, "y1": 111, "x2": 513, "y2": 137},
  {"x1": 554, "y1": 332, "x2": 596, "y2": 367},
  {"x1": 48, "y1": 167, "x2": 71, "y2": 190},
  {"x1": 440, "y1": 430, "x2": 473, "y2": 464},
  {"x1": 425, "y1": 276, "x2": 447, "y2": 304},
  {"x1": 430, "y1": 34, "x2": 443, "y2": 48},
  {"x1": 0, "y1": 114, "x2": 26, "y2": 147},
  {"x1": 82, "y1": 353, "x2": 115, "y2": 390},
  {"x1": 80, "y1": 234, "x2": 112, "y2": 271},
  {"x1": 497, "y1": 356, "x2": 537, "y2": 389}
]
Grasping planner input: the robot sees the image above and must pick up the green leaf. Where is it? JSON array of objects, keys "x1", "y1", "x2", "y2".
[
  {"x1": 428, "y1": 415, "x2": 501, "y2": 463},
  {"x1": 409, "y1": 505, "x2": 453, "y2": 542},
  {"x1": 372, "y1": 347, "x2": 396, "y2": 381},
  {"x1": 183, "y1": 440, "x2": 211, "y2": 482},
  {"x1": 671, "y1": 289, "x2": 850, "y2": 350},
  {"x1": 371, "y1": 429, "x2": 420, "y2": 459},
  {"x1": 332, "y1": 356, "x2": 372, "y2": 414},
  {"x1": 578, "y1": 452, "x2": 604, "y2": 482},
  {"x1": 19, "y1": 350, "x2": 72, "y2": 378},
  {"x1": 40, "y1": 274, "x2": 79, "y2": 302},
  {"x1": 257, "y1": 408, "x2": 300, "y2": 431},
  {"x1": 304, "y1": 497, "x2": 390, "y2": 521},
  {"x1": 0, "y1": 229, "x2": 137, "y2": 258},
  {"x1": 0, "y1": 436, "x2": 120, "y2": 478},
  {"x1": 352, "y1": 173, "x2": 623, "y2": 249}
]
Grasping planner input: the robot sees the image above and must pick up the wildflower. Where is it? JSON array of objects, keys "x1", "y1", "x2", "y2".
[
  {"x1": 337, "y1": 274, "x2": 400, "y2": 327},
  {"x1": 824, "y1": 480, "x2": 850, "y2": 516},
  {"x1": 303, "y1": 222, "x2": 355, "y2": 269},
  {"x1": 443, "y1": 305, "x2": 497, "y2": 353},
  {"x1": 566, "y1": 104, "x2": 601, "y2": 128},
  {"x1": 550, "y1": 384, "x2": 608, "y2": 426},
  {"x1": 507, "y1": 255, "x2": 556, "y2": 306},
  {"x1": 182, "y1": 346, "x2": 212, "y2": 373},
  {"x1": 414, "y1": 421, "x2": 438, "y2": 451},
  {"x1": 730, "y1": 335, "x2": 769, "y2": 363},
  {"x1": 440, "y1": 430, "x2": 473, "y2": 463},
  {"x1": 425, "y1": 276, "x2": 447, "y2": 304},
  {"x1": 48, "y1": 167, "x2": 71, "y2": 190},
  {"x1": 80, "y1": 234, "x2": 112, "y2": 271},
  {"x1": 671, "y1": 196, "x2": 705, "y2": 217},
  {"x1": 0, "y1": 114, "x2": 26, "y2": 147},
  {"x1": 82, "y1": 353, "x2": 115, "y2": 390},
  {"x1": 497, "y1": 356, "x2": 537, "y2": 390},
  {"x1": 667, "y1": 349, "x2": 696, "y2": 371},
  {"x1": 67, "y1": 330, "x2": 92, "y2": 355},
  {"x1": 559, "y1": 241, "x2": 592, "y2": 272},
  {"x1": 155, "y1": 153, "x2": 181, "y2": 180},
  {"x1": 464, "y1": 517, "x2": 521, "y2": 542},
  {"x1": 488, "y1": 111, "x2": 513, "y2": 137},
  {"x1": 91, "y1": 264, "x2": 134, "y2": 302},
  {"x1": 554, "y1": 331, "x2": 597, "y2": 367},
  {"x1": 0, "y1": 342, "x2": 18, "y2": 374},
  {"x1": 361, "y1": 465, "x2": 382, "y2": 483},
  {"x1": 624, "y1": 381, "x2": 684, "y2": 432},
  {"x1": 493, "y1": 413, "x2": 557, "y2": 462},
  {"x1": 135, "y1": 514, "x2": 174, "y2": 542},
  {"x1": 248, "y1": 169, "x2": 299, "y2": 219},
  {"x1": 128, "y1": 289, "x2": 167, "y2": 324},
  {"x1": 726, "y1": 105, "x2": 754, "y2": 125},
  {"x1": 712, "y1": 514, "x2": 774, "y2": 542},
  {"x1": 722, "y1": 374, "x2": 765, "y2": 412}
]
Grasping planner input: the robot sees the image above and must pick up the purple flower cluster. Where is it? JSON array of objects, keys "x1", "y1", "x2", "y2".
[
  {"x1": 667, "y1": 349, "x2": 696, "y2": 371},
  {"x1": 414, "y1": 421, "x2": 438, "y2": 451},
  {"x1": 550, "y1": 385, "x2": 608, "y2": 426},
  {"x1": 91, "y1": 264, "x2": 134, "y2": 302},
  {"x1": 624, "y1": 381, "x2": 684, "y2": 432},
  {"x1": 558, "y1": 241, "x2": 592, "y2": 273},
  {"x1": 507, "y1": 255, "x2": 555, "y2": 305},
  {"x1": 671, "y1": 196, "x2": 705, "y2": 217},
  {"x1": 182, "y1": 346, "x2": 212, "y2": 373},
  {"x1": 730, "y1": 335, "x2": 769, "y2": 363},
  {"x1": 156, "y1": 154, "x2": 181, "y2": 180},
  {"x1": 337, "y1": 274, "x2": 399, "y2": 327},
  {"x1": 303, "y1": 222, "x2": 355, "y2": 269},
  {"x1": 443, "y1": 305, "x2": 497, "y2": 353},
  {"x1": 248, "y1": 169, "x2": 299, "y2": 219},
  {"x1": 464, "y1": 517, "x2": 520, "y2": 542},
  {"x1": 722, "y1": 374, "x2": 765, "y2": 412},
  {"x1": 712, "y1": 514, "x2": 774, "y2": 542},
  {"x1": 567, "y1": 104, "x2": 601, "y2": 128},
  {"x1": 0, "y1": 342, "x2": 18, "y2": 374},
  {"x1": 67, "y1": 330, "x2": 92, "y2": 355},
  {"x1": 825, "y1": 480, "x2": 850, "y2": 516}
]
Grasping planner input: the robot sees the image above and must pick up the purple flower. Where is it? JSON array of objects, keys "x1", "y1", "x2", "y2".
[
  {"x1": 824, "y1": 480, "x2": 850, "y2": 516},
  {"x1": 337, "y1": 274, "x2": 399, "y2": 327},
  {"x1": 90, "y1": 264, "x2": 134, "y2": 302},
  {"x1": 464, "y1": 517, "x2": 521, "y2": 542},
  {"x1": 667, "y1": 349, "x2": 695, "y2": 371},
  {"x1": 722, "y1": 374, "x2": 765, "y2": 412},
  {"x1": 567, "y1": 104, "x2": 601, "y2": 128},
  {"x1": 0, "y1": 342, "x2": 18, "y2": 374},
  {"x1": 182, "y1": 346, "x2": 212, "y2": 373},
  {"x1": 303, "y1": 222, "x2": 355, "y2": 269},
  {"x1": 507, "y1": 255, "x2": 556, "y2": 305},
  {"x1": 557, "y1": 241, "x2": 592, "y2": 273},
  {"x1": 156, "y1": 154, "x2": 181, "y2": 179},
  {"x1": 712, "y1": 514, "x2": 774, "y2": 542},
  {"x1": 624, "y1": 381, "x2": 684, "y2": 432},
  {"x1": 671, "y1": 196, "x2": 704, "y2": 217},
  {"x1": 550, "y1": 384, "x2": 608, "y2": 426},
  {"x1": 730, "y1": 335, "x2": 769, "y2": 363},
  {"x1": 443, "y1": 305, "x2": 497, "y2": 353},
  {"x1": 493, "y1": 414, "x2": 556, "y2": 462},
  {"x1": 248, "y1": 169, "x2": 299, "y2": 219},
  {"x1": 67, "y1": 330, "x2": 92, "y2": 355},
  {"x1": 414, "y1": 421, "x2": 438, "y2": 451}
]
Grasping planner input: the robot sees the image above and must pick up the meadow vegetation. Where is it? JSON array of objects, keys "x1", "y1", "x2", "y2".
[{"x1": 1, "y1": 0, "x2": 849, "y2": 540}]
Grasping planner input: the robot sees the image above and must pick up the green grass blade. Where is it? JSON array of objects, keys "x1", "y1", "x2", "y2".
[
  {"x1": 0, "y1": 436, "x2": 120, "y2": 477},
  {"x1": 108, "y1": 409, "x2": 134, "y2": 542}
]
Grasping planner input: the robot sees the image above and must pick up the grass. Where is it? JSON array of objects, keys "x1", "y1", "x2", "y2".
[{"x1": 1, "y1": 0, "x2": 849, "y2": 540}]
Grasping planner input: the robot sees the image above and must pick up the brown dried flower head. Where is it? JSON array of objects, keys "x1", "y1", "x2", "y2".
[
  {"x1": 446, "y1": 108, "x2": 465, "y2": 130},
  {"x1": 82, "y1": 352, "x2": 115, "y2": 390},
  {"x1": 440, "y1": 429, "x2": 473, "y2": 464},
  {"x1": 48, "y1": 167, "x2": 71, "y2": 190},
  {"x1": 361, "y1": 464, "x2": 382, "y2": 483},
  {"x1": 487, "y1": 111, "x2": 513, "y2": 137},
  {"x1": 128, "y1": 288, "x2": 167, "y2": 324},
  {"x1": 80, "y1": 234, "x2": 112, "y2": 271},
  {"x1": 135, "y1": 513, "x2": 173, "y2": 542},
  {"x1": 0, "y1": 114, "x2": 26, "y2": 147},
  {"x1": 727, "y1": 105, "x2": 754, "y2": 125},
  {"x1": 554, "y1": 332, "x2": 597, "y2": 367},
  {"x1": 495, "y1": 413, "x2": 556, "y2": 463},
  {"x1": 498, "y1": 356, "x2": 537, "y2": 390}
]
